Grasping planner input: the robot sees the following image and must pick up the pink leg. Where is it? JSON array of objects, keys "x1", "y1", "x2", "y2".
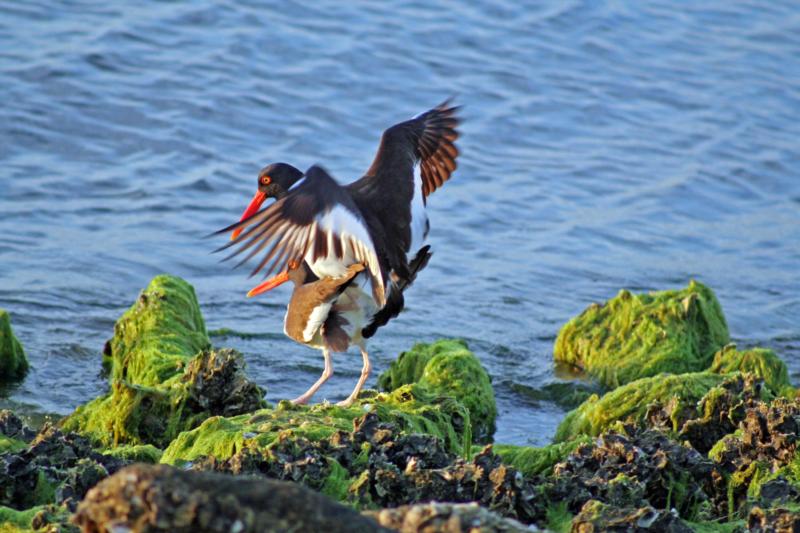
[
  {"x1": 337, "y1": 344, "x2": 371, "y2": 407},
  {"x1": 292, "y1": 348, "x2": 333, "y2": 405}
]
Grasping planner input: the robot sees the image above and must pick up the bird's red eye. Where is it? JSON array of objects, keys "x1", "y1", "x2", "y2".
[{"x1": 261, "y1": 175, "x2": 271, "y2": 185}]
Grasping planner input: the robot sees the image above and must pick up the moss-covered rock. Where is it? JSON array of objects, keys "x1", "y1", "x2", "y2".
[
  {"x1": 0, "y1": 310, "x2": 28, "y2": 382},
  {"x1": 709, "y1": 344, "x2": 793, "y2": 396},
  {"x1": 162, "y1": 385, "x2": 472, "y2": 466},
  {"x1": 377, "y1": 339, "x2": 496, "y2": 443},
  {"x1": 554, "y1": 281, "x2": 730, "y2": 388},
  {"x1": 554, "y1": 372, "x2": 727, "y2": 442},
  {"x1": 61, "y1": 275, "x2": 265, "y2": 448}
]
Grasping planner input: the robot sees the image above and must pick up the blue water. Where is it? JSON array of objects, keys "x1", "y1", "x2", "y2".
[{"x1": 1, "y1": 1, "x2": 798, "y2": 446}]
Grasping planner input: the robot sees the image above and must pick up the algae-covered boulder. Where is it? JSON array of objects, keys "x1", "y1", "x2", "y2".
[
  {"x1": 62, "y1": 275, "x2": 265, "y2": 448},
  {"x1": 709, "y1": 344, "x2": 792, "y2": 396},
  {"x1": 162, "y1": 385, "x2": 472, "y2": 466},
  {"x1": 554, "y1": 372, "x2": 726, "y2": 442},
  {"x1": 378, "y1": 339, "x2": 497, "y2": 443},
  {"x1": 73, "y1": 463, "x2": 389, "y2": 533},
  {"x1": 554, "y1": 280, "x2": 730, "y2": 388},
  {"x1": 0, "y1": 309, "x2": 28, "y2": 381}
]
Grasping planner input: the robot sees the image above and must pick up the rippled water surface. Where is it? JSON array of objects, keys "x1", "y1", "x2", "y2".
[{"x1": 1, "y1": 1, "x2": 799, "y2": 445}]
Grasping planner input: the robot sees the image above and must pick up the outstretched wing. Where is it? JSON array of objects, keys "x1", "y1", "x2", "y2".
[
  {"x1": 363, "y1": 99, "x2": 460, "y2": 199},
  {"x1": 213, "y1": 165, "x2": 386, "y2": 305},
  {"x1": 347, "y1": 100, "x2": 460, "y2": 277}
]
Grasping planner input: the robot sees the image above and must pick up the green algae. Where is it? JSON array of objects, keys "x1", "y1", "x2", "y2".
[
  {"x1": 162, "y1": 385, "x2": 472, "y2": 465},
  {"x1": 0, "y1": 310, "x2": 28, "y2": 382},
  {"x1": 554, "y1": 372, "x2": 726, "y2": 442},
  {"x1": 61, "y1": 275, "x2": 264, "y2": 448},
  {"x1": 709, "y1": 344, "x2": 793, "y2": 396},
  {"x1": 377, "y1": 339, "x2": 496, "y2": 443},
  {"x1": 0, "y1": 504, "x2": 73, "y2": 533},
  {"x1": 101, "y1": 444, "x2": 162, "y2": 463},
  {"x1": 491, "y1": 436, "x2": 592, "y2": 477},
  {"x1": 0, "y1": 436, "x2": 26, "y2": 454},
  {"x1": 545, "y1": 502, "x2": 572, "y2": 533},
  {"x1": 554, "y1": 281, "x2": 730, "y2": 389},
  {"x1": 0, "y1": 506, "x2": 39, "y2": 530}
]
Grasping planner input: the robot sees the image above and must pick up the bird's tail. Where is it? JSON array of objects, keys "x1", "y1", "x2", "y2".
[{"x1": 362, "y1": 245, "x2": 432, "y2": 339}]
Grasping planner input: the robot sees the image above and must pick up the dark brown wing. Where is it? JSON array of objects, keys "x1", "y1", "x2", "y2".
[
  {"x1": 364, "y1": 99, "x2": 460, "y2": 200},
  {"x1": 346, "y1": 100, "x2": 460, "y2": 280}
]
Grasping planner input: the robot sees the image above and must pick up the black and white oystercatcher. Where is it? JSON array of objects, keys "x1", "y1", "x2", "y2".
[{"x1": 214, "y1": 101, "x2": 460, "y2": 406}]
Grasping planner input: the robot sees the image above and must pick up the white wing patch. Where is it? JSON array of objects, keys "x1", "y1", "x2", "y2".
[
  {"x1": 305, "y1": 205, "x2": 385, "y2": 306},
  {"x1": 409, "y1": 164, "x2": 429, "y2": 257}
]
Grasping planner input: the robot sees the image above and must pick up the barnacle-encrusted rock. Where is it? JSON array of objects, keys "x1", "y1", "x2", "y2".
[
  {"x1": 748, "y1": 504, "x2": 800, "y2": 533},
  {"x1": 571, "y1": 500, "x2": 693, "y2": 532},
  {"x1": 553, "y1": 280, "x2": 730, "y2": 388},
  {"x1": 378, "y1": 339, "x2": 497, "y2": 443},
  {"x1": 676, "y1": 374, "x2": 768, "y2": 454},
  {"x1": 365, "y1": 502, "x2": 534, "y2": 533},
  {"x1": 61, "y1": 275, "x2": 265, "y2": 448},
  {"x1": 189, "y1": 412, "x2": 542, "y2": 524},
  {"x1": 72, "y1": 463, "x2": 389, "y2": 532},
  {"x1": 0, "y1": 309, "x2": 28, "y2": 382},
  {"x1": 545, "y1": 427, "x2": 724, "y2": 518},
  {"x1": 0, "y1": 423, "x2": 129, "y2": 512},
  {"x1": 709, "y1": 398, "x2": 800, "y2": 509}
]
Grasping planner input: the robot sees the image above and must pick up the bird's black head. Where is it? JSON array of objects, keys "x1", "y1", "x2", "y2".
[{"x1": 257, "y1": 162, "x2": 304, "y2": 200}]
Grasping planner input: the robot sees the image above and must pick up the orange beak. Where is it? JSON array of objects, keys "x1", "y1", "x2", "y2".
[
  {"x1": 247, "y1": 271, "x2": 290, "y2": 297},
  {"x1": 231, "y1": 191, "x2": 267, "y2": 240},
  {"x1": 246, "y1": 260, "x2": 299, "y2": 298}
]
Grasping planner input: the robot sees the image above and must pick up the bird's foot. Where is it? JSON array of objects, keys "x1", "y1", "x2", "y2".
[{"x1": 336, "y1": 397, "x2": 356, "y2": 408}]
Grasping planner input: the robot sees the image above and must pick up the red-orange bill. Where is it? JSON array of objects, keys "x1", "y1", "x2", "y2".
[
  {"x1": 247, "y1": 271, "x2": 290, "y2": 298},
  {"x1": 231, "y1": 190, "x2": 267, "y2": 240}
]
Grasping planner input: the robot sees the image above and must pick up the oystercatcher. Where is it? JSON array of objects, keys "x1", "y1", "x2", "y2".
[{"x1": 214, "y1": 100, "x2": 459, "y2": 405}]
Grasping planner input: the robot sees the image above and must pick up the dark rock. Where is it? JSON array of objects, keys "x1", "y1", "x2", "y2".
[
  {"x1": 710, "y1": 398, "x2": 800, "y2": 510},
  {"x1": 546, "y1": 427, "x2": 723, "y2": 518},
  {"x1": 72, "y1": 463, "x2": 390, "y2": 533},
  {"x1": 0, "y1": 424, "x2": 128, "y2": 511},
  {"x1": 0, "y1": 409, "x2": 36, "y2": 442},
  {"x1": 183, "y1": 348, "x2": 266, "y2": 417},
  {"x1": 193, "y1": 412, "x2": 542, "y2": 524},
  {"x1": 678, "y1": 374, "x2": 764, "y2": 454}
]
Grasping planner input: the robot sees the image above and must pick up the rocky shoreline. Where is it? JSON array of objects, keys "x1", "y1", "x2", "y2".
[{"x1": 1, "y1": 275, "x2": 798, "y2": 532}]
